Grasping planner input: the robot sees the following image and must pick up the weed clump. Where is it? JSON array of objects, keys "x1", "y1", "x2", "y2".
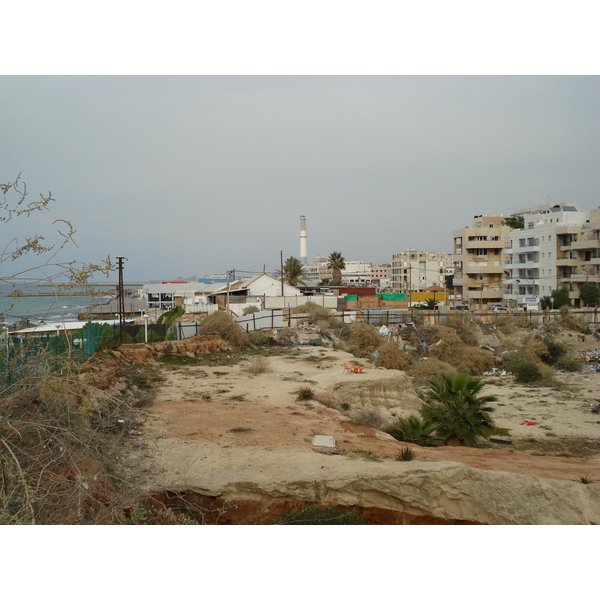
[
  {"x1": 246, "y1": 355, "x2": 270, "y2": 375},
  {"x1": 296, "y1": 387, "x2": 315, "y2": 400},
  {"x1": 395, "y1": 446, "x2": 416, "y2": 461}
]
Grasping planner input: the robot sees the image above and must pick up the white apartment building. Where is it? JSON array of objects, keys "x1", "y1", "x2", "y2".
[
  {"x1": 453, "y1": 216, "x2": 512, "y2": 308},
  {"x1": 503, "y1": 202, "x2": 595, "y2": 308},
  {"x1": 390, "y1": 251, "x2": 448, "y2": 293}
]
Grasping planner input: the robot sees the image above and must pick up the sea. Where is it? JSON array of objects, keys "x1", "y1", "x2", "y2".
[{"x1": 0, "y1": 283, "x2": 117, "y2": 326}]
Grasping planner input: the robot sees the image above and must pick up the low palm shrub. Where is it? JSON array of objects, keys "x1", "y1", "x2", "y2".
[
  {"x1": 421, "y1": 372, "x2": 497, "y2": 447},
  {"x1": 388, "y1": 415, "x2": 439, "y2": 447}
]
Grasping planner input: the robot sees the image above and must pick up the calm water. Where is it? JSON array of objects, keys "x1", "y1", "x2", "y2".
[{"x1": 0, "y1": 284, "x2": 113, "y2": 325}]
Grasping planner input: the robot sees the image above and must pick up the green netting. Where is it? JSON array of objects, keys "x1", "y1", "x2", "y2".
[
  {"x1": 346, "y1": 295, "x2": 358, "y2": 301},
  {"x1": 377, "y1": 293, "x2": 407, "y2": 301}
]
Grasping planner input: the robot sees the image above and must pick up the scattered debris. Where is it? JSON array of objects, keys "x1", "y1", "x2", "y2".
[
  {"x1": 519, "y1": 420, "x2": 537, "y2": 426},
  {"x1": 312, "y1": 435, "x2": 336, "y2": 448}
]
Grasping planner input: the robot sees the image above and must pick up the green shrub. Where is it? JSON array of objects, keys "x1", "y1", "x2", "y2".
[
  {"x1": 157, "y1": 307, "x2": 184, "y2": 327},
  {"x1": 541, "y1": 339, "x2": 567, "y2": 365},
  {"x1": 512, "y1": 361, "x2": 542, "y2": 384},
  {"x1": 242, "y1": 305, "x2": 260, "y2": 316}
]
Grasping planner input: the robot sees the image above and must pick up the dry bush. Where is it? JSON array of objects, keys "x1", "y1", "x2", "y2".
[
  {"x1": 375, "y1": 343, "x2": 413, "y2": 371},
  {"x1": 559, "y1": 312, "x2": 592, "y2": 334},
  {"x1": 199, "y1": 311, "x2": 249, "y2": 348},
  {"x1": 445, "y1": 314, "x2": 480, "y2": 346},
  {"x1": 491, "y1": 314, "x2": 515, "y2": 335},
  {"x1": 428, "y1": 327, "x2": 466, "y2": 366},
  {"x1": 292, "y1": 302, "x2": 335, "y2": 325},
  {"x1": 346, "y1": 406, "x2": 389, "y2": 430},
  {"x1": 246, "y1": 355, "x2": 270, "y2": 375},
  {"x1": 0, "y1": 352, "x2": 157, "y2": 524},
  {"x1": 456, "y1": 347, "x2": 495, "y2": 375},
  {"x1": 340, "y1": 323, "x2": 382, "y2": 358},
  {"x1": 407, "y1": 357, "x2": 457, "y2": 380}
]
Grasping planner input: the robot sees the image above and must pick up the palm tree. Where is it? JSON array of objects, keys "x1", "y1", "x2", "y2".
[
  {"x1": 424, "y1": 298, "x2": 439, "y2": 310},
  {"x1": 279, "y1": 256, "x2": 306, "y2": 286},
  {"x1": 420, "y1": 372, "x2": 497, "y2": 447},
  {"x1": 327, "y1": 251, "x2": 345, "y2": 285}
]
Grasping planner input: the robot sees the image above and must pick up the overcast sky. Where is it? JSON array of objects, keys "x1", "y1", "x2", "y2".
[{"x1": 1, "y1": 76, "x2": 599, "y2": 282}]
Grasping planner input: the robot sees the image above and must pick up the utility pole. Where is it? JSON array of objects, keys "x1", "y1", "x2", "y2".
[
  {"x1": 226, "y1": 269, "x2": 230, "y2": 314},
  {"x1": 280, "y1": 251, "x2": 284, "y2": 296},
  {"x1": 117, "y1": 257, "x2": 127, "y2": 344}
]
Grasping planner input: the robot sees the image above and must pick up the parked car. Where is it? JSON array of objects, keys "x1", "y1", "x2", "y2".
[{"x1": 490, "y1": 305, "x2": 508, "y2": 312}]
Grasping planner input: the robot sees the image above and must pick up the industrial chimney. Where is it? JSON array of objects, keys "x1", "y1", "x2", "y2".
[{"x1": 300, "y1": 215, "x2": 307, "y2": 265}]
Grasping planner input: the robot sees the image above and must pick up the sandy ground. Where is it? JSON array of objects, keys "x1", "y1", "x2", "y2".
[{"x1": 131, "y1": 343, "x2": 600, "y2": 495}]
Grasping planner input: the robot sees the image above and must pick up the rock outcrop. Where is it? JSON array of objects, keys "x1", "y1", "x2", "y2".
[
  {"x1": 321, "y1": 372, "x2": 423, "y2": 429},
  {"x1": 186, "y1": 460, "x2": 600, "y2": 525},
  {"x1": 117, "y1": 335, "x2": 232, "y2": 364}
]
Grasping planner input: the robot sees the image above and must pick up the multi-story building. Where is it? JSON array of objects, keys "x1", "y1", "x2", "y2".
[
  {"x1": 303, "y1": 257, "x2": 329, "y2": 282},
  {"x1": 341, "y1": 260, "x2": 372, "y2": 286},
  {"x1": 503, "y1": 202, "x2": 595, "y2": 308},
  {"x1": 390, "y1": 251, "x2": 448, "y2": 293},
  {"x1": 370, "y1": 263, "x2": 391, "y2": 289},
  {"x1": 452, "y1": 216, "x2": 512, "y2": 308}
]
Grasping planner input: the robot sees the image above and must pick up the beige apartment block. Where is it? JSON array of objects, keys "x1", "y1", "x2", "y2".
[
  {"x1": 390, "y1": 251, "x2": 448, "y2": 293},
  {"x1": 452, "y1": 215, "x2": 512, "y2": 308}
]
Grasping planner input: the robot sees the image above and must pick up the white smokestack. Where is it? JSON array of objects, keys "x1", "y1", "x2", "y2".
[{"x1": 300, "y1": 215, "x2": 307, "y2": 265}]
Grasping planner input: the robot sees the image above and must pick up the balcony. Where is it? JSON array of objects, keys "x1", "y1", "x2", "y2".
[
  {"x1": 556, "y1": 257, "x2": 579, "y2": 267},
  {"x1": 571, "y1": 238, "x2": 600, "y2": 250},
  {"x1": 464, "y1": 239, "x2": 506, "y2": 249},
  {"x1": 464, "y1": 264, "x2": 506, "y2": 274}
]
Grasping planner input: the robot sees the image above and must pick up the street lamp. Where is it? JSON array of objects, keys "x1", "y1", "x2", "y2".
[{"x1": 143, "y1": 313, "x2": 149, "y2": 343}]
